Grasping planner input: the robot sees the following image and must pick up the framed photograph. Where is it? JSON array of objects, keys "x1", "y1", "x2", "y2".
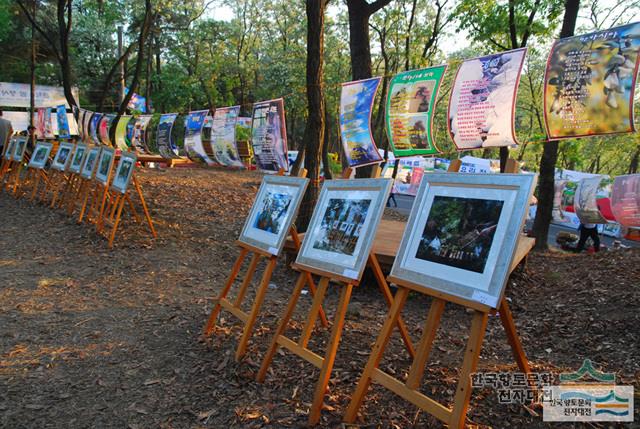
[
  {"x1": 389, "y1": 173, "x2": 537, "y2": 310},
  {"x1": 111, "y1": 152, "x2": 137, "y2": 194},
  {"x1": 94, "y1": 147, "x2": 115, "y2": 185},
  {"x1": 3, "y1": 137, "x2": 16, "y2": 159},
  {"x1": 80, "y1": 147, "x2": 101, "y2": 179},
  {"x1": 12, "y1": 137, "x2": 27, "y2": 162},
  {"x1": 28, "y1": 142, "x2": 53, "y2": 169},
  {"x1": 296, "y1": 178, "x2": 391, "y2": 281},
  {"x1": 239, "y1": 175, "x2": 309, "y2": 255},
  {"x1": 51, "y1": 142, "x2": 76, "y2": 171},
  {"x1": 68, "y1": 143, "x2": 88, "y2": 174}
]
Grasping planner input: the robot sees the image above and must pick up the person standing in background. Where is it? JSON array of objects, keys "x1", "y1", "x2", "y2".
[
  {"x1": 575, "y1": 222, "x2": 601, "y2": 253},
  {"x1": 0, "y1": 109, "x2": 14, "y2": 155}
]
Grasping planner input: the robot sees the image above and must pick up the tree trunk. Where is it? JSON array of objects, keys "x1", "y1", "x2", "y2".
[
  {"x1": 532, "y1": 0, "x2": 580, "y2": 251},
  {"x1": 58, "y1": 0, "x2": 77, "y2": 107},
  {"x1": 322, "y1": 103, "x2": 333, "y2": 180},
  {"x1": 628, "y1": 146, "x2": 640, "y2": 174},
  {"x1": 297, "y1": 0, "x2": 329, "y2": 231}
]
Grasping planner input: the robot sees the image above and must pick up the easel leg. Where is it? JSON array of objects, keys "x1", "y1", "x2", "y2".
[
  {"x1": 449, "y1": 311, "x2": 489, "y2": 429},
  {"x1": 344, "y1": 287, "x2": 410, "y2": 422},
  {"x1": 405, "y1": 298, "x2": 446, "y2": 389},
  {"x1": 203, "y1": 248, "x2": 250, "y2": 336},
  {"x1": 133, "y1": 175, "x2": 157, "y2": 238},
  {"x1": 125, "y1": 193, "x2": 142, "y2": 223},
  {"x1": 233, "y1": 253, "x2": 261, "y2": 306},
  {"x1": 235, "y1": 256, "x2": 278, "y2": 361},
  {"x1": 498, "y1": 298, "x2": 535, "y2": 392},
  {"x1": 309, "y1": 282, "x2": 353, "y2": 425},
  {"x1": 298, "y1": 277, "x2": 329, "y2": 348},
  {"x1": 368, "y1": 254, "x2": 416, "y2": 358},
  {"x1": 107, "y1": 195, "x2": 127, "y2": 248},
  {"x1": 256, "y1": 272, "x2": 307, "y2": 383}
]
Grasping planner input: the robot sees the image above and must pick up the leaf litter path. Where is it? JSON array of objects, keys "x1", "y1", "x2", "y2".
[{"x1": 0, "y1": 168, "x2": 638, "y2": 428}]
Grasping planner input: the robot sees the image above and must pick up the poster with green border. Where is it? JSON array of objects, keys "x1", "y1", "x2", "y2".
[{"x1": 386, "y1": 65, "x2": 446, "y2": 157}]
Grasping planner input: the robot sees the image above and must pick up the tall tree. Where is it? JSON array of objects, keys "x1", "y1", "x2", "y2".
[
  {"x1": 531, "y1": 0, "x2": 580, "y2": 251},
  {"x1": 298, "y1": 0, "x2": 330, "y2": 230}
]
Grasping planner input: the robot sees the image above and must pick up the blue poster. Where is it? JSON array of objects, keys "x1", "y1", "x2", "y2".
[
  {"x1": 89, "y1": 113, "x2": 103, "y2": 145},
  {"x1": 184, "y1": 110, "x2": 212, "y2": 164},
  {"x1": 251, "y1": 98, "x2": 288, "y2": 172},
  {"x1": 56, "y1": 104, "x2": 70, "y2": 138},
  {"x1": 157, "y1": 113, "x2": 179, "y2": 158},
  {"x1": 340, "y1": 77, "x2": 383, "y2": 167}
]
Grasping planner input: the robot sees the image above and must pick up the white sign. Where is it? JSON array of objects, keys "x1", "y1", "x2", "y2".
[{"x1": 0, "y1": 82, "x2": 79, "y2": 108}]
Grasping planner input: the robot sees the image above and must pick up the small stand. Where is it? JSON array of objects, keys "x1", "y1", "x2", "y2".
[
  {"x1": 203, "y1": 168, "x2": 330, "y2": 361},
  {"x1": 343, "y1": 157, "x2": 535, "y2": 428}
]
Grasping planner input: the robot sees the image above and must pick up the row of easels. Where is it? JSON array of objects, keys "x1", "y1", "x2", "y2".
[
  {"x1": 203, "y1": 157, "x2": 536, "y2": 427},
  {"x1": 0, "y1": 140, "x2": 156, "y2": 248}
]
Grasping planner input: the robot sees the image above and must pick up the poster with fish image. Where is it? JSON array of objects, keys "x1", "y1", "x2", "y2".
[
  {"x1": 98, "y1": 114, "x2": 115, "y2": 146},
  {"x1": 340, "y1": 77, "x2": 383, "y2": 167},
  {"x1": 130, "y1": 115, "x2": 152, "y2": 153},
  {"x1": 386, "y1": 66, "x2": 446, "y2": 157},
  {"x1": 251, "y1": 99, "x2": 288, "y2": 172},
  {"x1": 56, "y1": 105, "x2": 71, "y2": 138},
  {"x1": 157, "y1": 113, "x2": 180, "y2": 159},
  {"x1": 448, "y1": 48, "x2": 527, "y2": 150},
  {"x1": 183, "y1": 110, "x2": 210, "y2": 164},
  {"x1": 211, "y1": 106, "x2": 244, "y2": 168},
  {"x1": 544, "y1": 23, "x2": 640, "y2": 139}
]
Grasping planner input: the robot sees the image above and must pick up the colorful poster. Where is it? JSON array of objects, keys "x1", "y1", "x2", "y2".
[
  {"x1": 574, "y1": 176, "x2": 609, "y2": 224},
  {"x1": 157, "y1": 113, "x2": 179, "y2": 159},
  {"x1": 386, "y1": 66, "x2": 446, "y2": 157},
  {"x1": 44, "y1": 107, "x2": 54, "y2": 139},
  {"x1": 394, "y1": 165, "x2": 424, "y2": 196},
  {"x1": 89, "y1": 113, "x2": 102, "y2": 145},
  {"x1": 56, "y1": 105, "x2": 70, "y2": 138},
  {"x1": 611, "y1": 174, "x2": 640, "y2": 227},
  {"x1": 544, "y1": 23, "x2": 640, "y2": 139},
  {"x1": 114, "y1": 115, "x2": 131, "y2": 151},
  {"x1": 201, "y1": 116, "x2": 218, "y2": 165},
  {"x1": 0, "y1": 82, "x2": 79, "y2": 108},
  {"x1": 183, "y1": 109, "x2": 211, "y2": 164},
  {"x1": 448, "y1": 48, "x2": 527, "y2": 150},
  {"x1": 340, "y1": 77, "x2": 383, "y2": 167},
  {"x1": 125, "y1": 88, "x2": 148, "y2": 113},
  {"x1": 211, "y1": 106, "x2": 243, "y2": 167},
  {"x1": 36, "y1": 108, "x2": 46, "y2": 138},
  {"x1": 251, "y1": 98, "x2": 288, "y2": 172},
  {"x1": 82, "y1": 110, "x2": 93, "y2": 143},
  {"x1": 552, "y1": 180, "x2": 569, "y2": 222},
  {"x1": 98, "y1": 114, "x2": 115, "y2": 146},
  {"x1": 130, "y1": 115, "x2": 152, "y2": 153}
]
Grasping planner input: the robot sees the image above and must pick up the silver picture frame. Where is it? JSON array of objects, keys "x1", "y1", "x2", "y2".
[
  {"x1": 390, "y1": 172, "x2": 537, "y2": 309},
  {"x1": 296, "y1": 178, "x2": 392, "y2": 282},
  {"x1": 68, "y1": 143, "x2": 88, "y2": 174},
  {"x1": 12, "y1": 137, "x2": 27, "y2": 162},
  {"x1": 3, "y1": 137, "x2": 16, "y2": 160},
  {"x1": 51, "y1": 142, "x2": 76, "y2": 171},
  {"x1": 94, "y1": 147, "x2": 115, "y2": 185},
  {"x1": 239, "y1": 175, "x2": 309, "y2": 256},
  {"x1": 110, "y1": 152, "x2": 137, "y2": 194},
  {"x1": 28, "y1": 142, "x2": 53, "y2": 169}
]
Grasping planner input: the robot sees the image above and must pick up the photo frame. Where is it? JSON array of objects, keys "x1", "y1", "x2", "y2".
[
  {"x1": 3, "y1": 137, "x2": 16, "y2": 159},
  {"x1": 110, "y1": 152, "x2": 137, "y2": 194},
  {"x1": 68, "y1": 143, "x2": 88, "y2": 174},
  {"x1": 94, "y1": 147, "x2": 115, "y2": 185},
  {"x1": 28, "y1": 142, "x2": 53, "y2": 169},
  {"x1": 296, "y1": 178, "x2": 391, "y2": 281},
  {"x1": 51, "y1": 142, "x2": 76, "y2": 171},
  {"x1": 390, "y1": 173, "x2": 536, "y2": 309},
  {"x1": 12, "y1": 137, "x2": 27, "y2": 162},
  {"x1": 80, "y1": 147, "x2": 101, "y2": 179},
  {"x1": 239, "y1": 175, "x2": 309, "y2": 255}
]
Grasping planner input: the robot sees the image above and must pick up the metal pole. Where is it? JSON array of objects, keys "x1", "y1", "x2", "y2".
[{"x1": 118, "y1": 25, "x2": 125, "y2": 103}]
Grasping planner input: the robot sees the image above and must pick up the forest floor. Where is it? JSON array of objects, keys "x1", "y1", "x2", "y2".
[{"x1": 0, "y1": 167, "x2": 638, "y2": 429}]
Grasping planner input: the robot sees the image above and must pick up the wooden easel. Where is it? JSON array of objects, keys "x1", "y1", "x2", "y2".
[
  {"x1": 98, "y1": 173, "x2": 157, "y2": 248},
  {"x1": 203, "y1": 168, "x2": 331, "y2": 361},
  {"x1": 343, "y1": 158, "x2": 535, "y2": 428},
  {"x1": 255, "y1": 163, "x2": 416, "y2": 425}
]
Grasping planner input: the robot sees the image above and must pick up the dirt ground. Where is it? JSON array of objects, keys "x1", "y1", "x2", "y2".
[{"x1": 1, "y1": 167, "x2": 638, "y2": 428}]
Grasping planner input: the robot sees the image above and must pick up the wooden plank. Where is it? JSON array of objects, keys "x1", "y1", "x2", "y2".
[
  {"x1": 371, "y1": 368, "x2": 452, "y2": 423},
  {"x1": 298, "y1": 277, "x2": 329, "y2": 348},
  {"x1": 219, "y1": 298, "x2": 249, "y2": 323},
  {"x1": 276, "y1": 335, "x2": 323, "y2": 369}
]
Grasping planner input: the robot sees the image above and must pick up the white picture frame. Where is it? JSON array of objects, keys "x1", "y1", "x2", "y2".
[
  {"x1": 68, "y1": 143, "x2": 88, "y2": 174},
  {"x1": 111, "y1": 152, "x2": 137, "y2": 194},
  {"x1": 239, "y1": 175, "x2": 309, "y2": 255},
  {"x1": 390, "y1": 173, "x2": 537, "y2": 309},
  {"x1": 296, "y1": 178, "x2": 391, "y2": 281},
  {"x1": 51, "y1": 142, "x2": 76, "y2": 171},
  {"x1": 3, "y1": 137, "x2": 16, "y2": 160},
  {"x1": 80, "y1": 147, "x2": 101, "y2": 179},
  {"x1": 28, "y1": 142, "x2": 53, "y2": 169},
  {"x1": 94, "y1": 147, "x2": 115, "y2": 185},
  {"x1": 12, "y1": 137, "x2": 27, "y2": 162}
]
